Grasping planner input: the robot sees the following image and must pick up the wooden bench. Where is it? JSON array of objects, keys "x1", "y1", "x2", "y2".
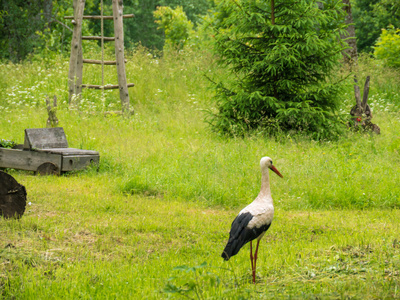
[{"x1": 0, "y1": 127, "x2": 100, "y2": 175}]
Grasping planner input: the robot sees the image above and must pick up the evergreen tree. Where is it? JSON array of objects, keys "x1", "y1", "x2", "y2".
[{"x1": 208, "y1": 0, "x2": 348, "y2": 139}]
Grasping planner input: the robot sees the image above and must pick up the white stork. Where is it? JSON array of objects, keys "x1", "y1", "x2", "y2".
[{"x1": 221, "y1": 156, "x2": 283, "y2": 284}]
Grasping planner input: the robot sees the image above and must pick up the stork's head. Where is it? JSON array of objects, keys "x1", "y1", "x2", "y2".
[{"x1": 260, "y1": 157, "x2": 283, "y2": 178}]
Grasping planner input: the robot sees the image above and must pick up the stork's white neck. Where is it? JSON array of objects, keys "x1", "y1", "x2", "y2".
[{"x1": 257, "y1": 168, "x2": 272, "y2": 202}]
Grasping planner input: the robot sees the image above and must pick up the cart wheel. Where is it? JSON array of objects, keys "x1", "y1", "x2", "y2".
[{"x1": 36, "y1": 162, "x2": 59, "y2": 175}]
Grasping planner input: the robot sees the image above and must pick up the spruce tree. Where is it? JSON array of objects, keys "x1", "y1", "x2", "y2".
[{"x1": 208, "y1": 0, "x2": 348, "y2": 139}]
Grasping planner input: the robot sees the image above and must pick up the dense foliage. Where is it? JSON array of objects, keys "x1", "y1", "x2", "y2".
[
  {"x1": 1, "y1": 0, "x2": 398, "y2": 60},
  {"x1": 0, "y1": 0, "x2": 56, "y2": 61},
  {"x1": 154, "y1": 6, "x2": 193, "y2": 49},
  {"x1": 207, "y1": 0, "x2": 348, "y2": 139},
  {"x1": 353, "y1": 0, "x2": 400, "y2": 53},
  {"x1": 374, "y1": 25, "x2": 400, "y2": 68},
  {"x1": 0, "y1": 0, "x2": 214, "y2": 61}
]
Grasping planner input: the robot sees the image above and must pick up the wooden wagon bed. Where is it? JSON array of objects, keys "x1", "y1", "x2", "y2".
[{"x1": 0, "y1": 127, "x2": 100, "y2": 175}]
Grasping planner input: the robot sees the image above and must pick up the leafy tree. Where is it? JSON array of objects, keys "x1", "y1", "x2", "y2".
[
  {"x1": 122, "y1": 0, "x2": 214, "y2": 50},
  {"x1": 158, "y1": 0, "x2": 214, "y2": 25},
  {"x1": 374, "y1": 25, "x2": 400, "y2": 68},
  {"x1": 207, "y1": 0, "x2": 348, "y2": 139},
  {"x1": 0, "y1": 0, "x2": 83, "y2": 61},
  {"x1": 154, "y1": 6, "x2": 193, "y2": 50},
  {"x1": 0, "y1": 0, "x2": 53, "y2": 61}
]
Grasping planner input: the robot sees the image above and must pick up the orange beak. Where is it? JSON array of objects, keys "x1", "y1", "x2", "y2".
[{"x1": 269, "y1": 165, "x2": 283, "y2": 178}]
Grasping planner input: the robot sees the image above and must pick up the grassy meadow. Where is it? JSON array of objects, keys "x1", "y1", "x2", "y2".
[{"x1": 1, "y1": 47, "x2": 400, "y2": 299}]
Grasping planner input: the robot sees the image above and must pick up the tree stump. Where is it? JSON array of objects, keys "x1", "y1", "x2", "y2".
[
  {"x1": 0, "y1": 171, "x2": 27, "y2": 219},
  {"x1": 349, "y1": 76, "x2": 380, "y2": 134}
]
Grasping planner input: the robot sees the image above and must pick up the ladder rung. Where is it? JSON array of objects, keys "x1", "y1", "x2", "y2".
[
  {"x1": 83, "y1": 59, "x2": 128, "y2": 65},
  {"x1": 81, "y1": 83, "x2": 135, "y2": 90},
  {"x1": 83, "y1": 59, "x2": 124, "y2": 65},
  {"x1": 64, "y1": 14, "x2": 134, "y2": 20},
  {"x1": 82, "y1": 36, "x2": 115, "y2": 41}
]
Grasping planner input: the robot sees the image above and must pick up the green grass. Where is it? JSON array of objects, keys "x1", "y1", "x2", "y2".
[{"x1": 1, "y1": 48, "x2": 400, "y2": 298}]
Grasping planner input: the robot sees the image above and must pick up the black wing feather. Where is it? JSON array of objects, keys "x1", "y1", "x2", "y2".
[{"x1": 221, "y1": 212, "x2": 271, "y2": 260}]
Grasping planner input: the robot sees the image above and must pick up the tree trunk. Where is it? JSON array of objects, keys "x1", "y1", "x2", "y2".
[
  {"x1": 341, "y1": 0, "x2": 358, "y2": 70},
  {"x1": 43, "y1": 0, "x2": 54, "y2": 30}
]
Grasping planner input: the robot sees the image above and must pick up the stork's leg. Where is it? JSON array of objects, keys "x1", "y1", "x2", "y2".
[
  {"x1": 250, "y1": 240, "x2": 256, "y2": 283},
  {"x1": 252, "y1": 239, "x2": 261, "y2": 284},
  {"x1": 250, "y1": 240, "x2": 254, "y2": 274}
]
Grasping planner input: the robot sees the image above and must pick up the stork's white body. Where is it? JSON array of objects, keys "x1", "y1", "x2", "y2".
[{"x1": 238, "y1": 200, "x2": 274, "y2": 239}]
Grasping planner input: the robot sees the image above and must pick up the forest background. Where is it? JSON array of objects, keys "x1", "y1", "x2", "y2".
[{"x1": 1, "y1": 0, "x2": 399, "y2": 62}]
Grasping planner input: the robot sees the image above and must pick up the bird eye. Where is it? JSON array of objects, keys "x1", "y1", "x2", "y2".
[{"x1": 271, "y1": 160, "x2": 273, "y2": 165}]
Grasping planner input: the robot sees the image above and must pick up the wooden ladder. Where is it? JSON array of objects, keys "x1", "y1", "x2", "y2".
[{"x1": 65, "y1": 0, "x2": 134, "y2": 113}]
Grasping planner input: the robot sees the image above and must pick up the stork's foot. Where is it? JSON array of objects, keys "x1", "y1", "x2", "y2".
[{"x1": 248, "y1": 272, "x2": 262, "y2": 284}]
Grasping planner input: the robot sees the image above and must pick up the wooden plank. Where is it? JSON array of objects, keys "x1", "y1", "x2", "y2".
[
  {"x1": 62, "y1": 155, "x2": 100, "y2": 172},
  {"x1": 112, "y1": 0, "x2": 131, "y2": 113},
  {"x1": 68, "y1": 0, "x2": 86, "y2": 104},
  {"x1": 83, "y1": 59, "x2": 117, "y2": 65},
  {"x1": 24, "y1": 128, "x2": 68, "y2": 149},
  {"x1": 64, "y1": 14, "x2": 134, "y2": 20},
  {"x1": 81, "y1": 83, "x2": 134, "y2": 90},
  {"x1": 36, "y1": 148, "x2": 99, "y2": 156},
  {"x1": 82, "y1": 36, "x2": 115, "y2": 41},
  {"x1": 0, "y1": 148, "x2": 62, "y2": 173}
]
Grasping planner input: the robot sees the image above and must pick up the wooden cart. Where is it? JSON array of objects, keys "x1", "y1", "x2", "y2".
[{"x1": 0, "y1": 127, "x2": 100, "y2": 175}]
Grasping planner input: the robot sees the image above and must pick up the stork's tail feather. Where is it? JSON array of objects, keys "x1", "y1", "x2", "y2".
[
  {"x1": 221, "y1": 239, "x2": 244, "y2": 261},
  {"x1": 221, "y1": 242, "x2": 235, "y2": 260}
]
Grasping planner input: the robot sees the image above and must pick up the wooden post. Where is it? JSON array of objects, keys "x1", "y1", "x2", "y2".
[
  {"x1": 68, "y1": 0, "x2": 85, "y2": 104},
  {"x1": 112, "y1": 0, "x2": 131, "y2": 113},
  {"x1": 76, "y1": 40, "x2": 83, "y2": 99},
  {"x1": 46, "y1": 95, "x2": 59, "y2": 128}
]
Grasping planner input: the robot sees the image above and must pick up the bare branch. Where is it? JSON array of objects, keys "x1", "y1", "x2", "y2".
[{"x1": 50, "y1": 18, "x2": 73, "y2": 32}]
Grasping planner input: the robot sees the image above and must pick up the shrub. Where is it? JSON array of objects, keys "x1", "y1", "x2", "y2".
[{"x1": 374, "y1": 25, "x2": 400, "y2": 68}]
